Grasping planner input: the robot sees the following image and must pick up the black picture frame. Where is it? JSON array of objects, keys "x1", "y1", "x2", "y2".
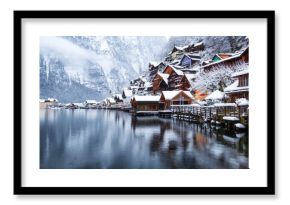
[{"x1": 14, "y1": 10, "x2": 275, "y2": 195}]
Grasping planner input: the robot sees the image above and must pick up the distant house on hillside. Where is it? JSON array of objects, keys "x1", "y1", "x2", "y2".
[
  {"x1": 165, "y1": 42, "x2": 204, "y2": 62},
  {"x1": 160, "y1": 90, "x2": 194, "y2": 109},
  {"x1": 201, "y1": 47, "x2": 249, "y2": 71},
  {"x1": 224, "y1": 69, "x2": 249, "y2": 102},
  {"x1": 171, "y1": 42, "x2": 204, "y2": 54},
  {"x1": 179, "y1": 54, "x2": 201, "y2": 70}
]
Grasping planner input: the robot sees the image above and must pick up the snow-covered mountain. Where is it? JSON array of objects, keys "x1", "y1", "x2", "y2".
[
  {"x1": 40, "y1": 36, "x2": 167, "y2": 102},
  {"x1": 39, "y1": 36, "x2": 248, "y2": 103}
]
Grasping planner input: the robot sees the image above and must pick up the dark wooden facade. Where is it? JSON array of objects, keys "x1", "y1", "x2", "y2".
[
  {"x1": 152, "y1": 73, "x2": 169, "y2": 94},
  {"x1": 131, "y1": 98, "x2": 160, "y2": 112},
  {"x1": 163, "y1": 65, "x2": 184, "y2": 90},
  {"x1": 178, "y1": 74, "x2": 195, "y2": 91}
]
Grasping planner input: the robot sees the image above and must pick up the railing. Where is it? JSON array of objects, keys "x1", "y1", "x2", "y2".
[{"x1": 170, "y1": 104, "x2": 248, "y2": 125}]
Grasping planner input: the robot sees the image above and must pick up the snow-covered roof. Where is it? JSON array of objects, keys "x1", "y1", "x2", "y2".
[
  {"x1": 181, "y1": 54, "x2": 201, "y2": 62},
  {"x1": 231, "y1": 69, "x2": 249, "y2": 77},
  {"x1": 133, "y1": 95, "x2": 160, "y2": 102},
  {"x1": 214, "y1": 103, "x2": 236, "y2": 107},
  {"x1": 107, "y1": 98, "x2": 116, "y2": 103},
  {"x1": 167, "y1": 65, "x2": 184, "y2": 75},
  {"x1": 73, "y1": 103, "x2": 85, "y2": 107},
  {"x1": 223, "y1": 116, "x2": 239, "y2": 121},
  {"x1": 194, "y1": 42, "x2": 203, "y2": 47},
  {"x1": 157, "y1": 72, "x2": 169, "y2": 84},
  {"x1": 235, "y1": 123, "x2": 246, "y2": 129},
  {"x1": 162, "y1": 91, "x2": 181, "y2": 100},
  {"x1": 123, "y1": 88, "x2": 133, "y2": 97},
  {"x1": 149, "y1": 61, "x2": 159, "y2": 67},
  {"x1": 224, "y1": 80, "x2": 249, "y2": 93},
  {"x1": 162, "y1": 90, "x2": 194, "y2": 100},
  {"x1": 175, "y1": 45, "x2": 189, "y2": 51},
  {"x1": 47, "y1": 98, "x2": 58, "y2": 102},
  {"x1": 235, "y1": 98, "x2": 249, "y2": 106},
  {"x1": 85, "y1": 100, "x2": 98, "y2": 104},
  {"x1": 205, "y1": 90, "x2": 225, "y2": 100}
]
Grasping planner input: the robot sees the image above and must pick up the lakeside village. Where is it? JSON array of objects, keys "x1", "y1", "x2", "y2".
[{"x1": 40, "y1": 42, "x2": 249, "y2": 132}]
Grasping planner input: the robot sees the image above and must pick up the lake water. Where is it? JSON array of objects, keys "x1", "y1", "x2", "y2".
[{"x1": 40, "y1": 109, "x2": 248, "y2": 169}]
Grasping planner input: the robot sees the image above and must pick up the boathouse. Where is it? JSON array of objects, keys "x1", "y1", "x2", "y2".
[{"x1": 131, "y1": 95, "x2": 161, "y2": 113}]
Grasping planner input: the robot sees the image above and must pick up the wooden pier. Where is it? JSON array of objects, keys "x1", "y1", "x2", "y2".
[{"x1": 170, "y1": 104, "x2": 248, "y2": 128}]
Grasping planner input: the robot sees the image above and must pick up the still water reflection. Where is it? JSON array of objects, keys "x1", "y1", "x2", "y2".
[{"x1": 40, "y1": 109, "x2": 248, "y2": 169}]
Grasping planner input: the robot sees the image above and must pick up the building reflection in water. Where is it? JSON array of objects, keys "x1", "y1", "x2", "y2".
[{"x1": 40, "y1": 109, "x2": 248, "y2": 169}]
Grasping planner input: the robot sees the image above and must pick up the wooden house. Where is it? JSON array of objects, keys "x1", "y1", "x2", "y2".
[
  {"x1": 201, "y1": 47, "x2": 249, "y2": 72},
  {"x1": 131, "y1": 95, "x2": 161, "y2": 112},
  {"x1": 179, "y1": 54, "x2": 201, "y2": 70},
  {"x1": 166, "y1": 43, "x2": 204, "y2": 62},
  {"x1": 152, "y1": 72, "x2": 169, "y2": 94},
  {"x1": 224, "y1": 69, "x2": 249, "y2": 102},
  {"x1": 177, "y1": 74, "x2": 196, "y2": 91},
  {"x1": 160, "y1": 90, "x2": 194, "y2": 109},
  {"x1": 149, "y1": 62, "x2": 166, "y2": 80},
  {"x1": 162, "y1": 65, "x2": 184, "y2": 90}
]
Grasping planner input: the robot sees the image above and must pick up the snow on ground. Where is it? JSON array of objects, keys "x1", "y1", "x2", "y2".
[
  {"x1": 223, "y1": 116, "x2": 239, "y2": 121},
  {"x1": 235, "y1": 123, "x2": 246, "y2": 129},
  {"x1": 214, "y1": 103, "x2": 236, "y2": 107},
  {"x1": 133, "y1": 95, "x2": 161, "y2": 102},
  {"x1": 235, "y1": 98, "x2": 249, "y2": 106},
  {"x1": 205, "y1": 90, "x2": 225, "y2": 100}
]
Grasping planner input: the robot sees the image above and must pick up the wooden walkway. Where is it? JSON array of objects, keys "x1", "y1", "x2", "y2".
[{"x1": 170, "y1": 104, "x2": 248, "y2": 127}]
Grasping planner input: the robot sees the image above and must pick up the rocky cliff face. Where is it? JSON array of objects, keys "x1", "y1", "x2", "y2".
[
  {"x1": 40, "y1": 36, "x2": 248, "y2": 103},
  {"x1": 40, "y1": 36, "x2": 167, "y2": 102}
]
